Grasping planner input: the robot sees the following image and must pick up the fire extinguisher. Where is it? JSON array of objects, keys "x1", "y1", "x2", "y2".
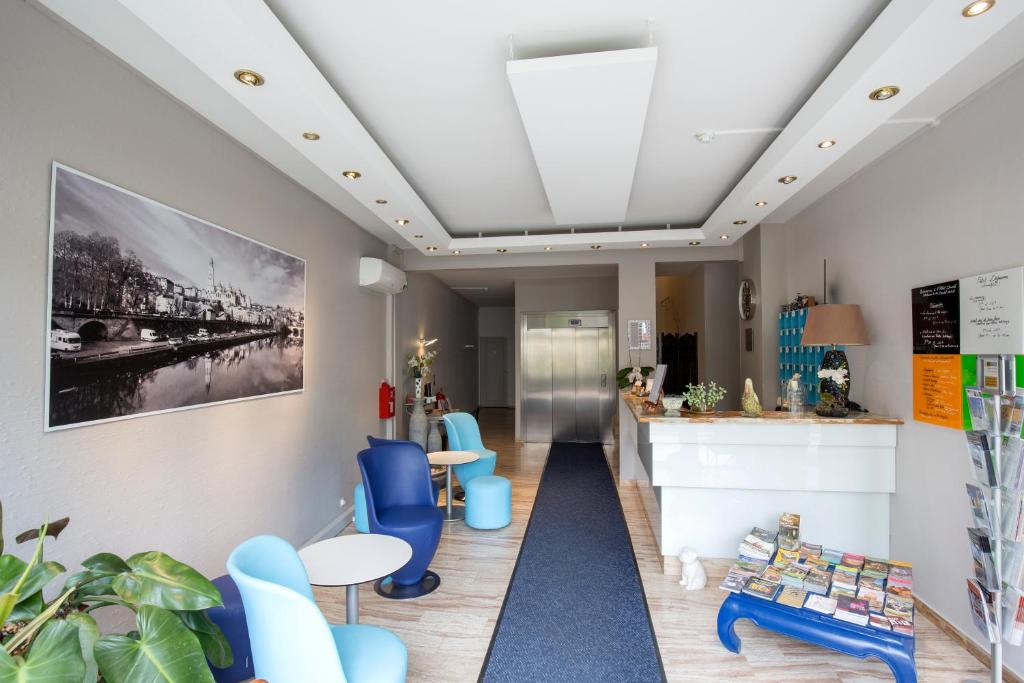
[{"x1": 378, "y1": 380, "x2": 395, "y2": 419}]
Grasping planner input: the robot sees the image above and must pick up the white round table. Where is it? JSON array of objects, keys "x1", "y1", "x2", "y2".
[
  {"x1": 427, "y1": 450, "x2": 480, "y2": 522},
  {"x1": 299, "y1": 534, "x2": 412, "y2": 624}
]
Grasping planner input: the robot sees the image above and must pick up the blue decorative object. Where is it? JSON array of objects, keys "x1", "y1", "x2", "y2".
[
  {"x1": 358, "y1": 443, "x2": 443, "y2": 598},
  {"x1": 480, "y1": 443, "x2": 663, "y2": 681},
  {"x1": 717, "y1": 592, "x2": 916, "y2": 683},
  {"x1": 227, "y1": 535, "x2": 407, "y2": 683},
  {"x1": 205, "y1": 575, "x2": 254, "y2": 683},
  {"x1": 777, "y1": 307, "x2": 842, "y2": 407},
  {"x1": 353, "y1": 484, "x2": 369, "y2": 534},
  {"x1": 464, "y1": 475, "x2": 512, "y2": 530},
  {"x1": 366, "y1": 435, "x2": 442, "y2": 503},
  {"x1": 442, "y1": 413, "x2": 497, "y2": 487}
]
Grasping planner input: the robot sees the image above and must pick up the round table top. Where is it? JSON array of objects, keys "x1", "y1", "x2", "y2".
[
  {"x1": 428, "y1": 450, "x2": 480, "y2": 466},
  {"x1": 299, "y1": 534, "x2": 412, "y2": 587}
]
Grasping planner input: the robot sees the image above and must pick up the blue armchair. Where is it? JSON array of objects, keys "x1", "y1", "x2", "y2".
[
  {"x1": 442, "y1": 413, "x2": 497, "y2": 487},
  {"x1": 226, "y1": 535, "x2": 406, "y2": 683},
  {"x1": 358, "y1": 443, "x2": 443, "y2": 598},
  {"x1": 367, "y1": 435, "x2": 442, "y2": 503}
]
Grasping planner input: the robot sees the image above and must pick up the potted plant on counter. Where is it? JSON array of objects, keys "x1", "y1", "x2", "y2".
[{"x1": 680, "y1": 381, "x2": 727, "y2": 415}]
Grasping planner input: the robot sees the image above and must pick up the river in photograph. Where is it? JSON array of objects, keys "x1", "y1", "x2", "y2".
[{"x1": 49, "y1": 336, "x2": 303, "y2": 427}]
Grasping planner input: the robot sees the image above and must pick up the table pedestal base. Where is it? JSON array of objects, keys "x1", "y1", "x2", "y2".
[
  {"x1": 374, "y1": 570, "x2": 441, "y2": 600},
  {"x1": 443, "y1": 505, "x2": 466, "y2": 522}
]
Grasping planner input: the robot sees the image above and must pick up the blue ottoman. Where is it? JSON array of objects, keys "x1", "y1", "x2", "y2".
[
  {"x1": 205, "y1": 575, "x2": 254, "y2": 683},
  {"x1": 354, "y1": 483, "x2": 370, "y2": 533},
  {"x1": 464, "y1": 475, "x2": 512, "y2": 530}
]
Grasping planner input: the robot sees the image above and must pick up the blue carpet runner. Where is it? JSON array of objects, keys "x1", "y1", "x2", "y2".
[{"x1": 480, "y1": 442, "x2": 665, "y2": 682}]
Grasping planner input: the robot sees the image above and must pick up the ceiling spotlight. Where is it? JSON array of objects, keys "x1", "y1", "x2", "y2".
[
  {"x1": 544, "y1": 246, "x2": 553, "y2": 251},
  {"x1": 733, "y1": 220, "x2": 747, "y2": 225},
  {"x1": 695, "y1": 130, "x2": 716, "y2": 144},
  {"x1": 755, "y1": 200, "x2": 768, "y2": 207},
  {"x1": 640, "y1": 243, "x2": 649, "y2": 248},
  {"x1": 301, "y1": 132, "x2": 320, "y2": 141},
  {"x1": 413, "y1": 234, "x2": 423, "y2": 239},
  {"x1": 962, "y1": 0, "x2": 995, "y2": 16},
  {"x1": 868, "y1": 86, "x2": 900, "y2": 101},
  {"x1": 689, "y1": 241, "x2": 702, "y2": 246},
  {"x1": 720, "y1": 235, "x2": 729, "y2": 240},
  {"x1": 778, "y1": 175, "x2": 798, "y2": 185},
  {"x1": 426, "y1": 246, "x2": 438, "y2": 252},
  {"x1": 817, "y1": 139, "x2": 837, "y2": 149},
  {"x1": 452, "y1": 250, "x2": 461, "y2": 255},
  {"x1": 395, "y1": 219, "x2": 410, "y2": 226},
  {"x1": 233, "y1": 69, "x2": 265, "y2": 87},
  {"x1": 375, "y1": 199, "x2": 388, "y2": 204},
  {"x1": 591, "y1": 244, "x2": 602, "y2": 250},
  {"x1": 496, "y1": 248, "x2": 508, "y2": 253},
  {"x1": 342, "y1": 170, "x2": 362, "y2": 180}
]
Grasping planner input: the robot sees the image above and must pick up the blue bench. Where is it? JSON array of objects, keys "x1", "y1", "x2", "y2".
[{"x1": 717, "y1": 592, "x2": 916, "y2": 682}]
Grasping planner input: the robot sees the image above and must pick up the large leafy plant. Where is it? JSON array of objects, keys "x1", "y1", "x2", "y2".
[{"x1": 0, "y1": 500, "x2": 231, "y2": 682}]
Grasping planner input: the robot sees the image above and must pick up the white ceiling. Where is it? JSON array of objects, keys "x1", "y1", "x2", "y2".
[
  {"x1": 434, "y1": 264, "x2": 618, "y2": 306},
  {"x1": 34, "y1": 0, "x2": 1024, "y2": 257}
]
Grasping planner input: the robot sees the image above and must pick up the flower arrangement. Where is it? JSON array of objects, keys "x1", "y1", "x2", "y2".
[
  {"x1": 817, "y1": 367, "x2": 849, "y2": 388},
  {"x1": 406, "y1": 349, "x2": 437, "y2": 378},
  {"x1": 680, "y1": 381, "x2": 727, "y2": 413}
]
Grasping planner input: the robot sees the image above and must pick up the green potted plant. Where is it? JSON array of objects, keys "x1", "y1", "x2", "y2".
[
  {"x1": 680, "y1": 381, "x2": 728, "y2": 414},
  {"x1": 0, "y1": 500, "x2": 231, "y2": 682}
]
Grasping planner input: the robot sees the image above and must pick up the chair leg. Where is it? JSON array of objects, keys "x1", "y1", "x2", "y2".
[{"x1": 373, "y1": 571, "x2": 441, "y2": 599}]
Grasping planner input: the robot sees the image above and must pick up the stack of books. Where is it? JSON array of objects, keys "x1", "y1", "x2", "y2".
[
  {"x1": 799, "y1": 542, "x2": 822, "y2": 561},
  {"x1": 777, "y1": 586, "x2": 807, "y2": 608},
  {"x1": 781, "y1": 563, "x2": 809, "y2": 588},
  {"x1": 739, "y1": 527, "x2": 777, "y2": 563},
  {"x1": 821, "y1": 548, "x2": 844, "y2": 565},
  {"x1": 804, "y1": 594, "x2": 838, "y2": 615},
  {"x1": 834, "y1": 595, "x2": 870, "y2": 626},
  {"x1": 743, "y1": 577, "x2": 781, "y2": 601},
  {"x1": 830, "y1": 565, "x2": 860, "y2": 597},
  {"x1": 804, "y1": 568, "x2": 832, "y2": 595}
]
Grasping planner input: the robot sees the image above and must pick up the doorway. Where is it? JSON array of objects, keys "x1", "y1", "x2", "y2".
[{"x1": 479, "y1": 337, "x2": 508, "y2": 407}]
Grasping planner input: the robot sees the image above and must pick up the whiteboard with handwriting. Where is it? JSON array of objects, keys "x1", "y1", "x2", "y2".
[{"x1": 959, "y1": 266, "x2": 1024, "y2": 355}]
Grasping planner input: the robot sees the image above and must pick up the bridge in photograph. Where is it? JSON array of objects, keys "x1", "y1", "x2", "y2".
[{"x1": 50, "y1": 310, "x2": 268, "y2": 341}]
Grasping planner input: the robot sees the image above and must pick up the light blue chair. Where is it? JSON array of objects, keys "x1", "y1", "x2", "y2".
[
  {"x1": 442, "y1": 413, "x2": 497, "y2": 487},
  {"x1": 465, "y1": 475, "x2": 512, "y2": 529},
  {"x1": 353, "y1": 484, "x2": 370, "y2": 533},
  {"x1": 227, "y1": 535, "x2": 407, "y2": 683}
]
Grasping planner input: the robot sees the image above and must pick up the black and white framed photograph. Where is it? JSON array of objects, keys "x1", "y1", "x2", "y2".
[{"x1": 45, "y1": 163, "x2": 306, "y2": 431}]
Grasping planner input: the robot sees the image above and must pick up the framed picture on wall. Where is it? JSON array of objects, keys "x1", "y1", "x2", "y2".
[{"x1": 45, "y1": 163, "x2": 306, "y2": 431}]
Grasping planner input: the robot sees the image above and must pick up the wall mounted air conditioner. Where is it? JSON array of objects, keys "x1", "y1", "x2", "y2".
[{"x1": 359, "y1": 257, "x2": 407, "y2": 294}]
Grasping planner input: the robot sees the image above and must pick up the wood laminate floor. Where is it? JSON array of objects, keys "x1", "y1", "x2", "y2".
[{"x1": 315, "y1": 408, "x2": 989, "y2": 682}]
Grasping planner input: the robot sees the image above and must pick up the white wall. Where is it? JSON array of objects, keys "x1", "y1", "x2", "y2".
[
  {"x1": 395, "y1": 272, "x2": 478, "y2": 437},
  {"x1": 478, "y1": 306, "x2": 515, "y2": 407},
  {"x1": 769, "y1": 63, "x2": 1024, "y2": 675},
  {"x1": 0, "y1": 2, "x2": 387, "y2": 582}
]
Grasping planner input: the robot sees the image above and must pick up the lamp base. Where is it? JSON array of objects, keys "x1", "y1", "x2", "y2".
[{"x1": 815, "y1": 348, "x2": 850, "y2": 417}]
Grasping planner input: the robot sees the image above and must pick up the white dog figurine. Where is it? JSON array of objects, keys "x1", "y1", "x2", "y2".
[{"x1": 678, "y1": 547, "x2": 707, "y2": 590}]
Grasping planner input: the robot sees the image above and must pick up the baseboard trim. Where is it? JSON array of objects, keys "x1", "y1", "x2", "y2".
[
  {"x1": 302, "y1": 505, "x2": 353, "y2": 547},
  {"x1": 914, "y1": 594, "x2": 1022, "y2": 683}
]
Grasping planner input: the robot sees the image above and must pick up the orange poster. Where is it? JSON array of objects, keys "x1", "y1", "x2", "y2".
[{"x1": 913, "y1": 354, "x2": 963, "y2": 429}]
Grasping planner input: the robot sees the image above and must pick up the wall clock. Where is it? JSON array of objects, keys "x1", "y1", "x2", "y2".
[{"x1": 738, "y1": 278, "x2": 758, "y2": 321}]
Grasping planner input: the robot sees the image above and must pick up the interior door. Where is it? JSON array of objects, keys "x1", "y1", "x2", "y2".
[{"x1": 479, "y1": 337, "x2": 507, "y2": 407}]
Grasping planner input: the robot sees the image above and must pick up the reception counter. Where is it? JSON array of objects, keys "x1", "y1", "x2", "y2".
[{"x1": 618, "y1": 392, "x2": 902, "y2": 574}]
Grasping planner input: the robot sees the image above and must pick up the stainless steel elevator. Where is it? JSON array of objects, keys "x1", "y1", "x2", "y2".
[{"x1": 522, "y1": 311, "x2": 617, "y2": 444}]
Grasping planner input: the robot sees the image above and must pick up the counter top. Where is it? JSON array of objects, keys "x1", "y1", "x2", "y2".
[{"x1": 620, "y1": 391, "x2": 903, "y2": 425}]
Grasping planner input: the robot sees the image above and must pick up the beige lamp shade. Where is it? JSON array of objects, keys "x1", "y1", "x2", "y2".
[{"x1": 801, "y1": 304, "x2": 870, "y2": 346}]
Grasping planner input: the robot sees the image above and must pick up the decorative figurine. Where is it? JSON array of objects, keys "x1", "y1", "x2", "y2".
[
  {"x1": 678, "y1": 547, "x2": 707, "y2": 590},
  {"x1": 741, "y1": 378, "x2": 762, "y2": 417}
]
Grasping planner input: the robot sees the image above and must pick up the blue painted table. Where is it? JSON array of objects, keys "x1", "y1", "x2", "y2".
[{"x1": 717, "y1": 592, "x2": 916, "y2": 682}]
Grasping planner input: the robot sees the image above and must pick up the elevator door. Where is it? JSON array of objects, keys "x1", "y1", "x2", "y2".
[{"x1": 522, "y1": 311, "x2": 616, "y2": 444}]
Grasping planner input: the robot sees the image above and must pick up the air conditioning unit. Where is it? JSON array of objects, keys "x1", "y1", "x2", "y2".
[{"x1": 359, "y1": 257, "x2": 407, "y2": 294}]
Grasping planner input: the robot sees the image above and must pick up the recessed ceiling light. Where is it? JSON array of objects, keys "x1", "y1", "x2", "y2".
[
  {"x1": 342, "y1": 170, "x2": 362, "y2": 180},
  {"x1": 452, "y1": 250, "x2": 461, "y2": 255},
  {"x1": 591, "y1": 244, "x2": 602, "y2": 250},
  {"x1": 640, "y1": 243, "x2": 649, "y2": 248},
  {"x1": 233, "y1": 69, "x2": 264, "y2": 87},
  {"x1": 413, "y1": 234, "x2": 423, "y2": 239},
  {"x1": 733, "y1": 219, "x2": 747, "y2": 225},
  {"x1": 778, "y1": 175, "x2": 798, "y2": 185},
  {"x1": 755, "y1": 201, "x2": 767, "y2": 207},
  {"x1": 301, "y1": 132, "x2": 320, "y2": 141},
  {"x1": 868, "y1": 86, "x2": 900, "y2": 101},
  {"x1": 720, "y1": 235, "x2": 729, "y2": 240},
  {"x1": 426, "y1": 246, "x2": 438, "y2": 252},
  {"x1": 375, "y1": 199, "x2": 388, "y2": 204},
  {"x1": 817, "y1": 139, "x2": 837, "y2": 149},
  {"x1": 689, "y1": 241, "x2": 702, "y2": 246},
  {"x1": 496, "y1": 248, "x2": 508, "y2": 253},
  {"x1": 395, "y1": 219, "x2": 410, "y2": 226},
  {"x1": 544, "y1": 246, "x2": 553, "y2": 251},
  {"x1": 962, "y1": 0, "x2": 995, "y2": 17}
]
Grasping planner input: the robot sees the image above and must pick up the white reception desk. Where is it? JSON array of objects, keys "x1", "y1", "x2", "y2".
[{"x1": 619, "y1": 392, "x2": 902, "y2": 574}]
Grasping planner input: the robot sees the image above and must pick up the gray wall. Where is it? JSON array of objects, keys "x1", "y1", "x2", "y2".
[
  {"x1": 0, "y1": 1, "x2": 386, "y2": 583},
  {"x1": 395, "y1": 272, "x2": 479, "y2": 437},
  {"x1": 768, "y1": 63, "x2": 1024, "y2": 675},
  {"x1": 478, "y1": 306, "x2": 515, "y2": 407}
]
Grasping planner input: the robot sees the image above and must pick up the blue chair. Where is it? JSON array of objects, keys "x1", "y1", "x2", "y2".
[
  {"x1": 464, "y1": 475, "x2": 512, "y2": 530},
  {"x1": 205, "y1": 575, "x2": 254, "y2": 683},
  {"x1": 367, "y1": 436, "x2": 442, "y2": 503},
  {"x1": 226, "y1": 535, "x2": 407, "y2": 683},
  {"x1": 359, "y1": 444, "x2": 443, "y2": 598},
  {"x1": 442, "y1": 413, "x2": 497, "y2": 487},
  {"x1": 353, "y1": 484, "x2": 370, "y2": 534}
]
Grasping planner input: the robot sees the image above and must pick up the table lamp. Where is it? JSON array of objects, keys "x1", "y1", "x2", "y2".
[{"x1": 801, "y1": 304, "x2": 870, "y2": 415}]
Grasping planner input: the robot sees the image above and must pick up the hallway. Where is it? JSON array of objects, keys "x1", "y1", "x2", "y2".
[{"x1": 316, "y1": 409, "x2": 988, "y2": 681}]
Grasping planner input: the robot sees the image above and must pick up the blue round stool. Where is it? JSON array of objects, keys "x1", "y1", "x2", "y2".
[
  {"x1": 353, "y1": 483, "x2": 369, "y2": 533},
  {"x1": 464, "y1": 475, "x2": 512, "y2": 530}
]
